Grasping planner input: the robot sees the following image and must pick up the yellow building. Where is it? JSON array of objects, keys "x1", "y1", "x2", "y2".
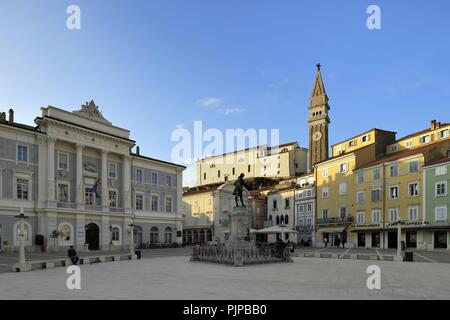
[
  {"x1": 353, "y1": 135, "x2": 450, "y2": 249},
  {"x1": 196, "y1": 142, "x2": 307, "y2": 186},
  {"x1": 314, "y1": 129, "x2": 396, "y2": 248}
]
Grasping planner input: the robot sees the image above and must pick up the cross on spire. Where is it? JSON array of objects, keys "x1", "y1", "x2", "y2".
[{"x1": 316, "y1": 63, "x2": 321, "y2": 71}]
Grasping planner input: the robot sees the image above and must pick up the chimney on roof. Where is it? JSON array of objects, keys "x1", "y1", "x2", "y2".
[
  {"x1": 431, "y1": 120, "x2": 437, "y2": 130},
  {"x1": 8, "y1": 109, "x2": 14, "y2": 124},
  {"x1": 0, "y1": 112, "x2": 6, "y2": 123},
  {"x1": 136, "y1": 146, "x2": 140, "y2": 155}
]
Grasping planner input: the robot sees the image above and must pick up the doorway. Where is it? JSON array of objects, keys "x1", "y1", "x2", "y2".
[
  {"x1": 387, "y1": 231, "x2": 398, "y2": 249},
  {"x1": 85, "y1": 223, "x2": 100, "y2": 250},
  {"x1": 134, "y1": 226, "x2": 143, "y2": 246},
  {"x1": 357, "y1": 233, "x2": 366, "y2": 248},
  {"x1": 371, "y1": 232, "x2": 380, "y2": 248},
  {"x1": 406, "y1": 231, "x2": 417, "y2": 248},
  {"x1": 434, "y1": 232, "x2": 448, "y2": 249}
]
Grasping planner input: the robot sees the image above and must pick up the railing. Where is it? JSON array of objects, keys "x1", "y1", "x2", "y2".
[
  {"x1": 316, "y1": 216, "x2": 354, "y2": 225},
  {"x1": 57, "y1": 202, "x2": 76, "y2": 209},
  {"x1": 85, "y1": 205, "x2": 103, "y2": 211},
  {"x1": 109, "y1": 207, "x2": 124, "y2": 214}
]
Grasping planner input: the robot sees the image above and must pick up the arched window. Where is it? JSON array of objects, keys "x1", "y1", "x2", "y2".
[
  {"x1": 150, "y1": 227, "x2": 159, "y2": 244},
  {"x1": 193, "y1": 230, "x2": 198, "y2": 243},
  {"x1": 187, "y1": 231, "x2": 193, "y2": 244},
  {"x1": 164, "y1": 227, "x2": 172, "y2": 244},
  {"x1": 134, "y1": 226, "x2": 143, "y2": 245},
  {"x1": 269, "y1": 214, "x2": 273, "y2": 221},
  {"x1": 280, "y1": 215, "x2": 285, "y2": 225},
  {"x1": 285, "y1": 214, "x2": 289, "y2": 225},
  {"x1": 111, "y1": 227, "x2": 120, "y2": 242},
  {"x1": 206, "y1": 230, "x2": 212, "y2": 242},
  {"x1": 276, "y1": 215, "x2": 280, "y2": 225}
]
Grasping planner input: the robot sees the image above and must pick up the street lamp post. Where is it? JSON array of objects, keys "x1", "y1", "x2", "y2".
[
  {"x1": 128, "y1": 222, "x2": 135, "y2": 256},
  {"x1": 13, "y1": 208, "x2": 31, "y2": 272},
  {"x1": 397, "y1": 220, "x2": 403, "y2": 259}
]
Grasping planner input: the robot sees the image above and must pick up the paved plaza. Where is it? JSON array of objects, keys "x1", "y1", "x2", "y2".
[{"x1": 0, "y1": 252, "x2": 450, "y2": 299}]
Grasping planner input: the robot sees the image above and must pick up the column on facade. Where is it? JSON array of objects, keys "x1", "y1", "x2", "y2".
[
  {"x1": 101, "y1": 215, "x2": 110, "y2": 250},
  {"x1": 101, "y1": 150, "x2": 109, "y2": 208},
  {"x1": 37, "y1": 136, "x2": 47, "y2": 207},
  {"x1": 122, "y1": 155, "x2": 132, "y2": 211},
  {"x1": 76, "y1": 144, "x2": 84, "y2": 206},
  {"x1": 47, "y1": 137, "x2": 56, "y2": 203},
  {"x1": 75, "y1": 214, "x2": 86, "y2": 251}
]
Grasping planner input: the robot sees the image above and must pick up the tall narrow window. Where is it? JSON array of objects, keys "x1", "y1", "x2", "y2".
[
  {"x1": 135, "y1": 194, "x2": 143, "y2": 211},
  {"x1": 57, "y1": 183, "x2": 69, "y2": 203},
  {"x1": 85, "y1": 187, "x2": 94, "y2": 205},
  {"x1": 136, "y1": 169, "x2": 143, "y2": 183},
  {"x1": 151, "y1": 195, "x2": 159, "y2": 211},
  {"x1": 58, "y1": 152, "x2": 68, "y2": 171},
  {"x1": 109, "y1": 190, "x2": 117, "y2": 208},
  {"x1": 16, "y1": 178, "x2": 29, "y2": 200},
  {"x1": 108, "y1": 163, "x2": 117, "y2": 179},
  {"x1": 165, "y1": 196, "x2": 172, "y2": 212},
  {"x1": 17, "y1": 145, "x2": 28, "y2": 162}
]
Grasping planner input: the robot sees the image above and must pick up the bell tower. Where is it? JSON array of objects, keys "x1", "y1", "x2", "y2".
[{"x1": 308, "y1": 64, "x2": 330, "y2": 169}]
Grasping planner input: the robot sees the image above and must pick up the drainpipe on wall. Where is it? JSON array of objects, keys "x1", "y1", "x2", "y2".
[{"x1": 382, "y1": 164, "x2": 386, "y2": 250}]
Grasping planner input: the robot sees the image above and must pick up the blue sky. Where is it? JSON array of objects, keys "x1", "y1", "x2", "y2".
[{"x1": 1, "y1": 0, "x2": 449, "y2": 186}]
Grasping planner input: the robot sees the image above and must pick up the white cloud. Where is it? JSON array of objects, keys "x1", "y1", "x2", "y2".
[
  {"x1": 218, "y1": 108, "x2": 246, "y2": 115},
  {"x1": 196, "y1": 97, "x2": 222, "y2": 107}
]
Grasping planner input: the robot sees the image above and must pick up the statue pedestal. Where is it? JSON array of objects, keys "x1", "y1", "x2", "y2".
[{"x1": 226, "y1": 206, "x2": 252, "y2": 250}]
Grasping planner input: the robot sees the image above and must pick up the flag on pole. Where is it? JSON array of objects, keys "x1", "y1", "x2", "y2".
[{"x1": 92, "y1": 178, "x2": 101, "y2": 199}]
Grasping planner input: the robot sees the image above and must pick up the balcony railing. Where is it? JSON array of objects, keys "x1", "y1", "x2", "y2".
[
  {"x1": 85, "y1": 205, "x2": 103, "y2": 211},
  {"x1": 316, "y1": 216, "x2": 354, "y2": 225},
  {"x1": 109, "y1": 207, "x2": 124, "y2": 214},
  {"x1": 57, "y1": 202, "x2": 76, "y2": 209}
]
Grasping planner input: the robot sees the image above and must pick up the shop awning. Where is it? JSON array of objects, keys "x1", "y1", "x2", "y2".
[
  {"x1": 318, "y1": 227, "x2": 346, "y2": 233},
  {"x1": 250, "y1": 225, "x2": 298, "y2": 235}
]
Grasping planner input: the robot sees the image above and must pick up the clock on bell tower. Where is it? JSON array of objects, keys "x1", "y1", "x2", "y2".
[{"x1": 308, "y1": 63, "x2": 330, "y2": 170}]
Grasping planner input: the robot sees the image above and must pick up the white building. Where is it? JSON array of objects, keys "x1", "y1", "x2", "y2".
[{"x1": 0, "y1": 102, "x2": 185, "y2": 252}]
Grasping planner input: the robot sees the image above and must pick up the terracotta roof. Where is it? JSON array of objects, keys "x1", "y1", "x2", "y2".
[
  {"x1": 423, "y1": 157, "x2": 450, "y2": 168},
  {"x1": 0, "y1": 120, "x2": 44, "y2": 133},
  {"x1": 330, "y1": 128, "x2": 396, "y2": 148},
  {"x1": 313, "y1": 144, "x2": 373, "y2": 167},
  {"x1": 131, "y1": 153, "x2": 186, "y2": 169},
  {"x1": 396, "y1": 123, "x2": 449, "y2": 142},
  {"x1": 355, "y1": 140, "x2": 449, "y2": 170}
]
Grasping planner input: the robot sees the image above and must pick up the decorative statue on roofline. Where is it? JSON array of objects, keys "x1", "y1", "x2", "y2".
[{"x1": 233, "y1": 173, "x2": 247, "y2": 207}]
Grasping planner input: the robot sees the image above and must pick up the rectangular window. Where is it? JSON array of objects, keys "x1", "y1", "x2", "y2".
[
  {"x1": 108, "y1": 163, "x2": 117, "y2": 179},
  {"x1": 57, "y1": 183, "x2": 69, "y2": 203},
  {"x1": 435, "y1": 165, "x2": 447, "y2": 176},
  {"x1": 419, "y1": 135, "x2": 431, "y2": 144},
  {"x1": 409, "y1": 161, "x2": 419, "y2": 173},
  {"x1": 273, "y1": 200, "x2": 277, "y2": 210},
  {"x1": 322, "y1": 168, "x2": 329, "y2": 178},
  {"x1": 436, "y1": 181, "x2": 447, "y2": 196},
  {"x1": 406, "y1": 140, "x2": 413, "y2": 148},
  {"x1": 356, "y1": 191, "x2": 365, "y2": 204},
  {"x1": 17, "y1": 145, "x2": 28, "y2": 162},
  {"x1": 285, "y1": 198, "x2": 290, "y2": 208},
  {"x1": 357, "y1": 212, "x2": 365, "y2": 224},
  {"x1": 373, "y1": 168, "x2": 381, "y2": 180},
  {"x1": 389, "y1": 208, "x2": 398, "y2": 222},
  {"x1": 389, "y1": 164, "x2": 398, "y2": 177},
  {"x1": 438, "y1": 129, "x2": 449, "y2": 139},
  {"x1": 306, "y1": 203, "x2": 313, "y2": 213},
  {"x1": 435, "y1": 206, "x2": 448, "y2": 221},
  {"x1": 58, "y1": 152, "x2": 68, "y2": 171},
  {"x1": 165, "y1": 196, "x2": 172, "y2": 212},
  {"x1": 166, "y1": 175, "x2": 172, "y2": 187},
  {"x1": 371, "y1": 188, "x2": 381, "y2": 202},
  {"x1": 361, "y1": 135, "x2": 369, "y2": 143},
  {"x1": 357, "y1": 171, "x2": 364, "y2": 184},
  {"x1": 390, "y1": 186, "x2": 399, "y2": 199},
  {"x1": 16, "y1": 178, "x2": 29, "y2": 200},
  {"x1": 297, "y1": 204, "x2": 303, "y2": 214},
  {"x1": 408, "y1": 206, "x2": 419, "y2": 221},
  {"x1": 339, "y1": 163, "x2": 348, "y2": 173},
  {"x1": 151, "y1": 172, "x2": 158, "y2": 184},
  {"x1": 322, "y1": 186, "x2": 329, "y2": 199},
  {"x1": 248, "y1": 164, "x2": 251, "y2": 173},
  {"x1": 408, "y1": 182, "x2": 419, "y2": 197},
  {"x1": 136, "y1": 169, "x2": 143, "y2": 183},
  {"x1": 340, "y1": 207, "x2": 347, "y2": 219},
  {"x1": 391, "y1": 145, "x2": 398, "y2": 152},
  {"x1": 372, "y1": 210, "x2": 380, "y2": 223},
  {"x1": 84, "y1": 187, "x2": 94, "y2": 205},
  {"x1": 135, "y1": 194, "x2": 144, "y2": 211},
  {"x1": 348, "y1": 140, "x2": 355, "y2": 148},
  {"x1": 109, "y1": 190, "x2": 117, "y2": 208},
  {"x1": 151, "y1": 195, "x2": 159, "y2": 211},
  {"x1": 322, "y1": 209, "x2": 328, "y2": 219},
  {"x1": 218, "y1": 170, "x2": 221, "y2": 178},
  {"x1": 203, "y1": 172, "x2": 206, "y2": 180},
  {"x1": 339, "y1": 183, "x2": 347, "y2": 195}
]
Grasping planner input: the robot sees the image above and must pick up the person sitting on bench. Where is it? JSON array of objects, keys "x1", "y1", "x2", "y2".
[{"x1": 68, "y1": 246, "x2": 79, "y2": 265}]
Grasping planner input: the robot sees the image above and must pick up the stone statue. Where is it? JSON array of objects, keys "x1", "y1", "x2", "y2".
[
  {"x1": 84, "y1": 162, "x2": 96, "y2": 173},
  {"x1": 73, "y1": 100, "x2": 112, "y2": 124},
  {"x1": 233, "y1": 173, "x2": 247, "y2": 207}
]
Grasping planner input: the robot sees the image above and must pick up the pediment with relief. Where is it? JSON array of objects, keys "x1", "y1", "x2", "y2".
[{"x1": 73, "y1": 100, "x2": 112, "y2": 124}]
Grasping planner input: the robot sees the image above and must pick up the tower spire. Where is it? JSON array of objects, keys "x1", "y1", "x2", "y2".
[{"x1": 311, "y1": 63, "x2": 328, "y2": 101}]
